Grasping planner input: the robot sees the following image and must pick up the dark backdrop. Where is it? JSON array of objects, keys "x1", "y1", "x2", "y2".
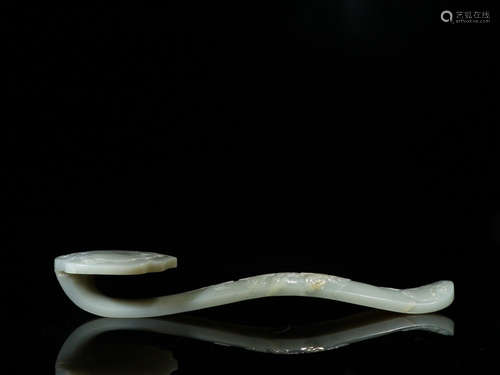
[{"x1": 4, "y1": 2, "x2": 498, "y2": 373}]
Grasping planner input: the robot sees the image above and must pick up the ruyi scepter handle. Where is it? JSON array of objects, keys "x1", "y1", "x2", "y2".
[{"x1": 55, "y1": 251, "x2": 454, "y2": 318}]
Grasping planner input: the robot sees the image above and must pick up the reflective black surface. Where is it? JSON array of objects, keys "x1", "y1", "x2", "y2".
[
  {"x1": 56, "y1": 312, "x2": 454, "y2": 373},
  {"x1": 5, "y1": 2, "x2": 496, "y2": 373},
  {"x1": 11, "y1": 252, "x2": 500, "y2": 374}
]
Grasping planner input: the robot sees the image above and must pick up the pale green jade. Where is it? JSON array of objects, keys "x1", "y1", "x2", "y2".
[{"x1": 54, "y1": 250, "x2": 454, "y2": 318}]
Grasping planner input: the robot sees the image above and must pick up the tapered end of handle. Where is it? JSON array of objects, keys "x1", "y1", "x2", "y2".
[{"x1": 402, "y1": 280, "x2": 454, "y2": 313}]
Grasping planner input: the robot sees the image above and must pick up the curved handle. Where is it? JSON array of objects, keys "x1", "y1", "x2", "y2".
[{"x1": 55, "y1": 251, "x2": 454, "y2": 318}]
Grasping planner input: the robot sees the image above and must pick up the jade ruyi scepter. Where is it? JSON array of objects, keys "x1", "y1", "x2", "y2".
[{"x1": 55, "y1": 251, "x2": 454, "y2": 318}]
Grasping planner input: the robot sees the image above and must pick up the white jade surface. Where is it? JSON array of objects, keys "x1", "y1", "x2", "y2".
[{"x1": 55, "y1": 250, "x2": 454, "y2": 318}]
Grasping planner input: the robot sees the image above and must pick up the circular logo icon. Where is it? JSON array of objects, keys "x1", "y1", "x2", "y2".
[{"x1": 441, "y1": 10, "x2": 453, "y2": 23}]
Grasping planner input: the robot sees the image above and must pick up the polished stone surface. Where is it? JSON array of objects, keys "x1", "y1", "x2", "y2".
[{"x1": 55, "y1": 251, "x2": 454, "y2": 317}]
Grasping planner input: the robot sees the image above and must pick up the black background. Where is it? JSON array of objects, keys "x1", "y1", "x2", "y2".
[{"x1": 4, "y1": 2, "x2": 498, "y2": 373}]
